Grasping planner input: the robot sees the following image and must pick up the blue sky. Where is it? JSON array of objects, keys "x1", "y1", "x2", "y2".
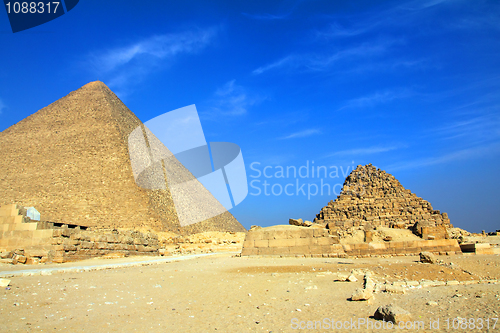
[{"x1": 1, "y1": 0, "x2": 499, "y2": 232}]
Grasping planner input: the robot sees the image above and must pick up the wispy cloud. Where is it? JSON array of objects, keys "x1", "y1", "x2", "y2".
[
  {"x1": 203, "y1": 80, "x2": 262, "y2": 118},
  {"x1": 242, "y1": 0, "x2": 301, "y2": 21},
  {"x1": 0, "y1": 98, "x2": 6, "y2": 115},
  {"x1": 437, "y1": 114, "x2": 500, "y2": 141},
  {"x1": 326, "y1": 145, "x2": 401, "y2": 157},
  {"x1": 253, "y1": 39, "x2": 398, "y2": 75},
  {"x1": 242, "y1": 12, "x2": 292, "y2": 20},
  {"x1": 317, "y1": 0, "x2": 498, "y2": 41},
  {"x1": 338, "y1": 89, "x2": 414, "y2": 111},
  {"x1": 84, "y1": 28, "x2": 218, "y2": 96},
  {"x1": 279, "y1": 128, "x2": 321, "y2": 140},
  {"x1": 387, "y1": 142, "x2": 500, "y2": 171}
]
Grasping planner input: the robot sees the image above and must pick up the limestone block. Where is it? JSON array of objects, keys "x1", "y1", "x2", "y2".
[
  {"x1": 295, "y1": 238, "x2": 312, "y2": 246},
  {"x1": 342, "y1": 244, "x2": 352, "y2": 252},
  {"x1": 287, "y1": 229, "x2": 302, "y2": 239},
  {"x1": 96, "y1": 242, "x2": 108, "y2": 250},
  {"x1": 80, "y1": 241, "x2": 93, "y2": 249},
  {"x1": 351, "y1": 288, "x2": 373, "y2": 301},
  {"x1": 63, "y1": 244, "x2": 77, "y2": 251},
  {"x1": 258, "y1": 247, "x2": 275, "y2": 255},
  {"x1": 289, "y1": 245, "x2": 310, "y2": 255},
  {"x1": 314, "y1": 237, "x2": 333, "y2": 246},
  {"x1": 368, "y1": 242, "x2": 387, "y2": 250},
  {"x1": 242, "y1": 239, "x2": 254, "y2": 248},
  {"x1": 0, "y1": 205, "x2": 19, "y2": 217},
  {"x1": 33, "y1": 229, "x2": 54, "y2": 239},
  {"x1": 70, "y1": 233, "x2": 84, "y2": 241},
  {"x1": 106, "y1": 235, "x2": 119, "y2": 243},
  {"x1": 143, "y1": 246, "x2": 156, "y2": 252},
  {"x1": 241, "y1": 247, "x2": 258, "y2": 256},
  {"x1": 386, "y1": 285, "x2": 406, "y2": 294},
  {"x1": 254, "y1": 239, "x2": 269, "y2": 248},
  {"x1": 269, "y1": 238, "x2": 295, "y2": 247},
  {"x1": 2, "y1": 216, "x2": 24, "y2": 224},
  {"x1": 61, "y1": 229, "x2": 72, "y2": 238},
  {"x1": 270, "y1": 230, "x2": 289, "y2": 240},
  {"x1": 313, "y1": 228, "x2": 328, "y2": 237},
  {"x1": 299, "y1": 229, "x2": 314, "y2": 238},
  {"x1": 309, "y1": 245, "x2": 324, "y2": 254},
  {"x1": 270, "y1": 247, "x2": 290, "y2": 255},
  {"x1": 374, "y1": 304, "x2": 411, "y2": 324}
]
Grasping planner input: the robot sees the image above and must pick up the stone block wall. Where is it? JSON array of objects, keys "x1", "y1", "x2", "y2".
[
  {"x1": 241, "y1": 225, "x2": 341, "y2": 257},
  {"x1": 0, "y1": 204, "x2": 159, "y2": 263},
  {"x1": 241, "y1": 225, "x2": 462, "y2": 258}
]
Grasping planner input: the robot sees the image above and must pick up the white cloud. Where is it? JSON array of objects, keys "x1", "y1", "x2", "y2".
[
  {"x1": 242, "y1": 1, "x2": 300, "y2": 21},
  {"x1": 338, "y1": 89, "x2": 414, "y2": 110},
  {"x1": 90, "y1": 29, "x2": 216, "y2": 73},
  {"x1": 204, "y1": 80, "x2": 261, "y2": 118},
  {"x1": 435, "y1": 114, "x2": 500, "y2": 142},
  {"x1": 326, "y1": 146, "x2": 401, "y2": 157},
  {"x1": 279, "y1": 129, "x2": 321, "y2": 140},
  {"x1": 242, "y1": 12, "x2": 292, "y2": 20},
  {"x1": 0, "y1": 99, "x2": 6, "y2": 115},
  {"x1": 253, "y1": 39, "x2": 398, "y2": 75},
  {"x1": 84, "y1": 28, "x2": 218, "y2": 95},
  {"x1": 387, "y1": 142, "x2": 500, "y2": 171}
]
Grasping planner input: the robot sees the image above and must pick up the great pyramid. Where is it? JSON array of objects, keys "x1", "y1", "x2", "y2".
[
  {"x1": 0, "y1": 81, "x2": 245, "y2": 234},
  {"x1": 314, "y1": 164, "x2": 452, "y2": 239}
]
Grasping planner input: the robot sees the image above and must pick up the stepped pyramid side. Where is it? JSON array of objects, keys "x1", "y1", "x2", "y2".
[
  {"x1": 314, "y1": 164, "x2": 451, "y2": 239},
  {"x1": 0, "y1": 81, "x2": 245, "y2": 234}
]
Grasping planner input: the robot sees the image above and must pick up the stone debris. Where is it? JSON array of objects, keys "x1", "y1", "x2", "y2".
[
  {"x1": 374, "y1": 304, "x2": 412, "y2": 324},
  {"x1": 242, "y1": 164, "x2": 464, "y2": 258},
  {"x1": 0, "y1": 278, "x2": 11, "y2": 287},
  {"x1": 333, "y1": 273, "x2": 350, "y2": 282},
  {"x1": 351, "y1": 288, "x2": 373, "y2": 301},
  {"x1": 385, "y1": 285, "x2": 406, "y2": 294},
  {"x1": 347, "y1": 274, "x2": 358, "y2": 282},
  {"x1": 314, "y1": 164, "x2": 452, "y2": 241},
  {"x1": 289, "y1": 219, "x2": 313, "y2": 227},
  {"x1": 420, "y1": 251, "x2": 437, "y2": 264}
]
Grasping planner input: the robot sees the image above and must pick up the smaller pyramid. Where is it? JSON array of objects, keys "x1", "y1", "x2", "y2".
[{"x1": 314, "y1": 164, "x2": 451, "y2": 239}]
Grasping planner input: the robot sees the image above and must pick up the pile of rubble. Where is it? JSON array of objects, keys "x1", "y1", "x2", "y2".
[{"x1": 314, "y1": 164, "x2": 452, "y2": 240}]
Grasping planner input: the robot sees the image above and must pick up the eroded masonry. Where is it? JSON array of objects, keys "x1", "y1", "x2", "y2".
[{"x1": 242, "y1": 164, "x2": 467, "y2": 257}]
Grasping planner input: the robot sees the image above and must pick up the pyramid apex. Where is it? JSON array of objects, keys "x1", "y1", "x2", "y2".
[{"x1": 81, "y1": 80, "x2": 110, "y2": 90}]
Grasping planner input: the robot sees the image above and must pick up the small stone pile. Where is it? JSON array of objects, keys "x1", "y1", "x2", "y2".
[{"x1": 314, "y1": 164, "x2": 452, "y2": 240}]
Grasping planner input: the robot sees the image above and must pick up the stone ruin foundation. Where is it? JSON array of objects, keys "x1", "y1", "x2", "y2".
[
  {"x1": 0, "y1": 204, "x2": 160, "y2": 264},
  {"x1": 0, "y1": 204, "x2": 245, "y2": 264},
  {"x1": 242, "y1": 164, "x2": 464, "y2": 257}
]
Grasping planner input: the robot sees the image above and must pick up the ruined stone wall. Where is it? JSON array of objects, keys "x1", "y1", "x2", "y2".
[
  {"x1": 314, "y1": 164, "x2": 451, "y2": 239},
  {"x1": 241, "y1": 225, "x2": 462, "y2": 258},
  {"x1": 0, "y1": 204, "x2": 246, "y2": 264},
  {"x1": 241, "y1": 225, "x2": 342, "y2": 257},
  {"x1": 0, "y1": 204, "x2": 160, "y2": 263}
]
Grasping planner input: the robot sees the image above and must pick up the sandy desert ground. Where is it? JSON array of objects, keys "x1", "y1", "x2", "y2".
[{"x1": 1, "y1": 253, "x2": 499, "y2": 332}]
